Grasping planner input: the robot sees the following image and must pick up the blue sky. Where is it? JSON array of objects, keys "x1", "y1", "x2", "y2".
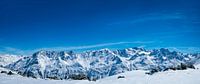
[{"x1": 0, "y1": 0, "x2": 200, "y2": 55}]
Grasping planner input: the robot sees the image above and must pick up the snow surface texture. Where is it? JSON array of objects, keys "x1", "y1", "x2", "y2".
[
  {"x1": 5, "y1": 47, "x2": 200, "y2": 80},
  {"x1": 0, "y1": 54, "x2": 23, "y2": 67},
  {"x1": 0, "y1": 65, "x2": 200, "y2": 84}
]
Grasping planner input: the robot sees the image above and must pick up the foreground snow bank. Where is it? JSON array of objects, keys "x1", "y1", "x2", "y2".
[
  {"x1": 98, "y1": 68, "x2": 200, "y2": 84},
  {"x1": 1, "y1": 65, "x2": 200, "y2": 84}
]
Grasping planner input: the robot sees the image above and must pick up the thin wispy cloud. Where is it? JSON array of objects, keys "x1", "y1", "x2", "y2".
[
  {"x1": 0, "y1": 47, "x2": 26, "y2": 55},
  {"x1": 0, "y1": 41, "x2": 155, "y2": 55},
  {"x1": 2, "y1": 41, "x2": 199, "y2": 55},
  {"x1": 108, "y1": 13, "x2": 184, "y2": 26},
  {"x1": 36, "y1": 41, "x2": 154, "y2": 51}
]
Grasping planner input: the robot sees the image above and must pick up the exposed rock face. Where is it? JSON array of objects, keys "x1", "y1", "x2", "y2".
[{"x1": 6, "y1": 47, "x2": 200, "y2": 80}]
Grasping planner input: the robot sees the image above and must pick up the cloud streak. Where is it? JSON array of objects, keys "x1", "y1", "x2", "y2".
[
  {"x1": 0, "y1": 41, "x2": 154, "y2": 55},
  {"x1": 37, "y1": 41, "x2": 154, "y2": 51},
  {"x1": 3, "y1": 41, "x2": 199, "y2": 55},
  {"x1": 108, "y1": 13, "x2": 184, "y2": 26},
  {"x1": 0, "y1": 47, "x2": 26, "y2": 55}
]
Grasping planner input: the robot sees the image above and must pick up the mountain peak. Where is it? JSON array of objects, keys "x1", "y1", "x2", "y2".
[{"x1": 5, "y1": 47, "x2": 200, "y2": 80}]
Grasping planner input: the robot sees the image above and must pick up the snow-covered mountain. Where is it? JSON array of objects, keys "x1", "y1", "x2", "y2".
[
  {"x1": 1, "y1": 65, "x2": 200, "y2": 84},
  {"x1": 6, "y1": 47, "x2": 200, "y2": 80},
  {"x1": 0, "y1": 54, "x2": 23, "y2": 67}
]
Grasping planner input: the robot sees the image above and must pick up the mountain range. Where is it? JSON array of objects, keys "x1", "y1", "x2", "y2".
[{"x1": 1, "y1": 47, "x2": 200, "y2": 80}]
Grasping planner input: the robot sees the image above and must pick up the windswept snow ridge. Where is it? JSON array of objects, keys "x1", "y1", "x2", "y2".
[
  {"x1": 6, "y1": 47, "x2": 200, "y2": 80},
  {"x1": 0, "y1": 54, "x2": 23, "y2": 67}
]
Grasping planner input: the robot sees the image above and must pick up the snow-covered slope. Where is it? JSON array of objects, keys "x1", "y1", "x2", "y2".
[
  {"x1": 1, "y1": 65, "x2": 200, "y2": 84},
  {"x1": 96, "y1": 64, "x2": 200, "y2": 84},
  {"x1": 0, "y1": 54, "x2": 23, "y2": 67},
  {"x1": 6, "y1": 47, "x2": 200, "y2": 80}
]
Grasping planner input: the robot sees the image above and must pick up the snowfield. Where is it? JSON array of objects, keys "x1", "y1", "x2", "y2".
[
  {"x1": 0, "y1": 54, "x2": 23, "y2": 66},
  {"x1": 1, "y1": 65, "x2": 200, "y2": 84}
]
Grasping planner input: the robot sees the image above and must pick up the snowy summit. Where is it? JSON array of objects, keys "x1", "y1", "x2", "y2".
[{"x1": 2, "y1": 47, "x2": 200, "y2": 81}]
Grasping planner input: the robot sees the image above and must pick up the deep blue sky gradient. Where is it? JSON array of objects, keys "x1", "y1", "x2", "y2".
[{"x1": 0, "y1": 0, "x2": 200, "y2": 54}]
